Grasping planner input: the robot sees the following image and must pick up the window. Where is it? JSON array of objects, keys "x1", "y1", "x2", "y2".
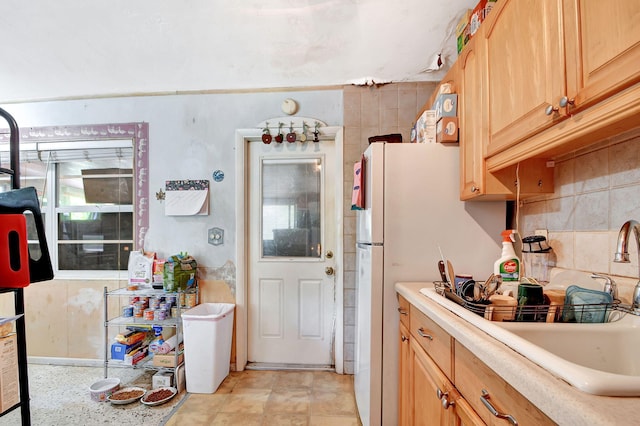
[
  {"x1": 0, "y1": 123, "x2": 149, "y2": 277},
  {"x1": 261, "y1": 158, "x2": 322, "y2": 258}
]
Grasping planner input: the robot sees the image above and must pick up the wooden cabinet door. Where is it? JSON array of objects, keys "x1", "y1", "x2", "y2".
[
  {"x1": 484, "y1": 0, "x2": 566, "y2": 156},
  {"x1": 459, "y1": 36, "x2": 485, "y2": 199},
  {"x1": 564, "y1": 0, "x2": 640, "y2": 112},
  {"x1": 452, "y1": 394, "x2": 485, "y2": 426},
  {"x1": 459, "y1": 33, "x2": 512, "y2": 200},
  {"x1": 410, "y1": 338, "x2": 454, "y2": 426},
  {"x1": 399, "y1": 322, "x2": 411, "y2": 426}
]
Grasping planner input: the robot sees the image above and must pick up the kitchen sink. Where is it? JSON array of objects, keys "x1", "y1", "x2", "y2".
[{"x1": 420, "y1": 287, "x2": 640, "y2": 396}]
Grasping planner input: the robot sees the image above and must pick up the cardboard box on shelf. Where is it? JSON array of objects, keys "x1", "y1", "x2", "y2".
[
  {"x1": 124, "y1": 346, "x2": 148, "y2": 366},
  {"x1": 456, "y1": 9, "x2": 472, "y2": 54},
  {"x1": 0, "y1": 334, "x2": 19, "y2": 412},
  {"x1": 436, "y1": 117, "x2": 459, "y2": 143},
  {"x1": 433, "y1": 94, "x2": 458, "y2": 122},
  {"x1": 416, "y1": 110, "x2": 436, "y2": 144},
  {"x1": 152, "y1": 371, "x2": 174, "y2": 389},
  {"x1": 110, "y1": 341, "x2": 142, "y2": 361},
  {"x1": 468, "y1": 0, "x2": 498, "y2": 39},
  {"x1": 152, "y1": 343, "x2": 184, "y2": 368}
]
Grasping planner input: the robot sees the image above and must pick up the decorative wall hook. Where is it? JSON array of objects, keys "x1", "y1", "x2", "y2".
[
  {"x1": 155, "y1": 188, "x2": 165, "y2": 201},
  {"x1": 313, "y1": 121, "x2": 321, "y2": 142},
  {"x1": 299, "y1": 122, "x2": 308, "y2": 142},
  {"x1": 262, "y1": 121, "x2": 272, "y2": 144}
]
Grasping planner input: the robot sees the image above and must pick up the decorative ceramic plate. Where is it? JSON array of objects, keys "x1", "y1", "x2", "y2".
[
  {"x1": 140, "y1": 387, "x2": 177, "y2": 406},
  {"x1": 107, "y1": 387, "x2": 147, "y2": 405}
]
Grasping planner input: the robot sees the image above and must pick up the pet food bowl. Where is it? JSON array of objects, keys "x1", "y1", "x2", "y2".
[{"x1": 89, "y1": 378, "x2": 120, "y2": 402}]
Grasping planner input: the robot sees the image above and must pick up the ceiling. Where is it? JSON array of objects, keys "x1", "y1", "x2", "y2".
[{"x1": 0, "y1": 0, "x2": 476, "y2": 103}]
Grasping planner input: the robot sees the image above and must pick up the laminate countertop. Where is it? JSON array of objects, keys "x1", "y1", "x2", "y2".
[{"x1": 396, "y1": 281, "x2": 640, "y2": 426}]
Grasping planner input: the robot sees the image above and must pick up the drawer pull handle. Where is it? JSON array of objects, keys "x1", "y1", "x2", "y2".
[
  {"x1": 397, "y1": 308, "x2": 408, "y2": 315},
  {"x1": 417, "y1": 328, "x2": 433, "y2": 340},
  {"x1": 401, "y1": 335, "x2": 409, "y2": 342},
  {"x1": 436, "y1": 388, "x2": 454, "y2": 409},
  {"x1": 481, "y1": 390, "x2": 518, "y2": 425}
]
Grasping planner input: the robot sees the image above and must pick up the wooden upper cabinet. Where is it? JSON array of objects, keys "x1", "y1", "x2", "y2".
[
  {"x1": 563, "y1": 0, "x2": 640, "y2": 112},
  {"x1": 459, "y1": 32, "x2": 513, "y2": 200},
  {"x1": 484, "y1": 0, "x2": 566, "y2": 157},
  {"x1": 459, "y1": 37, "x2": 485, "y2": 198}
]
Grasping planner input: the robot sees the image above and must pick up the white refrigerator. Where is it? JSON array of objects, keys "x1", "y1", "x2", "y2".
[{"x1": 354, "y1": 142, "x2": 506, "y2": 426}]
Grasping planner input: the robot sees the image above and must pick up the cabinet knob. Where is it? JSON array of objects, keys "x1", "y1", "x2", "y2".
[
  {"x1": 436, "y1": 389, "x2": 455, "y2": 409},
  {"x1": 545, "y1": 104, "x2": 559, "y2": 116},
  {"x1": 480, "y1": 389, "x2": 518, "y2": 425},
  {"x1": 559, "y1": 96, "x2": 575, "y2": 108},
  {"x1": 401, "y1": 335, "x2": 409, "y2": 342},
  {"x1": 471, "y1": 185, "x2": 480, "y2": 193},
  {"x1": 397, "y1": 307, "x2": 408, "y2": 316}
]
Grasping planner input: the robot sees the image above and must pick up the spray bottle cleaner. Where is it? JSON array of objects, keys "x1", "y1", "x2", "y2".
[{"x1": 494, "y1": 230, "x2": 520, "y2": 282}]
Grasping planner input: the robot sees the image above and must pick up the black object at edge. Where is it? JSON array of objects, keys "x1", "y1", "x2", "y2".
[{"x1": 0, "y1": 107, "x2": 32, "y2": 426}]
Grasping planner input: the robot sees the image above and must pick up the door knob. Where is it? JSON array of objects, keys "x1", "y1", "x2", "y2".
[
  {"x1": 325, "y1": 267, "x2": 335, "y2": 276},
  {"x1": 326, "y1": 250, "x2": 334, "y2": 259}
]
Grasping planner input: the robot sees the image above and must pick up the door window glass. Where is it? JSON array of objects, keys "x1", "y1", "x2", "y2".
[{"x1": 261, "y1": 158, "x2": 322, "y2": 258}]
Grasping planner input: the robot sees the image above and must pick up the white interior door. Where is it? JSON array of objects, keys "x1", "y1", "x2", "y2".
[{"x1": 248, "y1": 140, "x2": 337, "y2": 366}]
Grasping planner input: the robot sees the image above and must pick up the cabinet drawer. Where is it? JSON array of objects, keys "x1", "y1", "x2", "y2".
[
  {"x1": 410, "y1": 305, "x2": 452, "y2": 379},
  {"x1": 397, "y1": 295, "x2": 410, "y2": 328},
  {"x1": 455, "y1": 341, "x2": 554, "y2": 425}
]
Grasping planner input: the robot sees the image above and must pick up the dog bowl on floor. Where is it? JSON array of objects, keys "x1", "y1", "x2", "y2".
[{"x1": 89, "y1": 378, "x2": 121, "y2": 402}]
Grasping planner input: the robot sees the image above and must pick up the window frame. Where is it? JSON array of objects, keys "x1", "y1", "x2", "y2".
[{"x1": 0, "y1": 122, "x2": 149, "y2": 279}]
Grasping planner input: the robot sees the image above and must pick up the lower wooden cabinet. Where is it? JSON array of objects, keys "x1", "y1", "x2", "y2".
[
  {"x1": 455, "y1": 342, "x2": 554, "y2": 425},
  {"x1": 410, "y1": 337, "x2": 456, "y2": 425},
  {"x1": 398, "y1": 295, "x2": 554, "y2": 425}
]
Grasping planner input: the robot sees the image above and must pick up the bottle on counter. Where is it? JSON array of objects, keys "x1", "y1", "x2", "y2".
[{"x1": 494, "y1": 230, "x2": 520, "y2": 283}]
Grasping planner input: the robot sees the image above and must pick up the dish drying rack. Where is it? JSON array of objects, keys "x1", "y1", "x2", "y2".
[{"x1": 433, "y1": 281, "x2": 619, "y2": 323}]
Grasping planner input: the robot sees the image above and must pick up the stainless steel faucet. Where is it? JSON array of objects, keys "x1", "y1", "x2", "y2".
[
  {"x1": 590, "y1": 273, "x2": 618, "y2": 301},
  {"x1": 613, "y1": 220, "x2": 640, "y2": 310}
]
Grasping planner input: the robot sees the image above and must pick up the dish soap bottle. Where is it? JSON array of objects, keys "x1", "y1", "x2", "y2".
[{"x1": 494, "y1": 230, "x2": 520, "y2": 282}]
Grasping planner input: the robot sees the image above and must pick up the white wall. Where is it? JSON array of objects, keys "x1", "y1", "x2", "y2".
[{"x1": 2, "y1": 90, "x2": 343, "y2": 266}]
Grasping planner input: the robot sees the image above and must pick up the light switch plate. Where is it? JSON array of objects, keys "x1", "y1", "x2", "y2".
[{"x1": 208, "y1": 227, "x2": 224, "y2": 245}]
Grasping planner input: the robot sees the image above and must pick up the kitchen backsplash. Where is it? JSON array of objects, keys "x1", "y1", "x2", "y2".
[{"x1": 520, "y1": 126, "x2": 640, "y2": 301}]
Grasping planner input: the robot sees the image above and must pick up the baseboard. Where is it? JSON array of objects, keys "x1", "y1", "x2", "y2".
[
  {"x1": 28, "y1": 356, "x2": 103, "y2": 367},
  {"x1": 246, "y1": 362, "x2": 335, "y2": 372}
]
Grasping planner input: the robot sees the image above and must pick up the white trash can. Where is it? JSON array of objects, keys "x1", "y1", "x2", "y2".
[{"x1": 181, "y1": 303, "x2": 235, "y2": 393}]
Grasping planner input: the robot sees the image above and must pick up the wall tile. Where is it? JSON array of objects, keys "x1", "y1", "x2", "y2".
[
  {"x1": 546, "y1": 196, "x2": 575, "y2": 232},
  {"x1": 549, "y1": 231, "x2": 574, "y2": 269},
  {"x1": 343, "y1": 324, "x2": 355, "y2": 343},
  {"x1": 343, "y1": 361, "x2": 354, "y2": 374},
  {"x1": 610, "y1": 138, "x2": 640, "y2": 187},
  {"x1": 574, "y1": 232, "x2": 610, "y2": 273},
  {"x1": 554, "y1": 157, "x2": 575, "y2": 197},
  {"x1": 344, "y1": 308, "x2": 356, "y2": 326},
  {"x1": 610, "y1": 186, "x2": 640, "y2": 229},
  {"x1": 519, "y1": 199, "x2": 546, "y2": 235},
  {"x1": 380, "y1": 108, "x2": 399, "y2": 128},
  {"x1": 343, "y1": 343, "x2": 355, "y2": 361},
  {"x1": 380, "y1": 88, "x2": 398, "y2": 109},
  {"x1": 344, "y1": 252, "x2": 356, "y2": 273},
  {"x1": 344, "y1": 289, "x2": 356, "y2": 307},
  {"x1": 343, "y1": 271, "x2": 355, "y2": 290},
  {"x1": 574, "y1": 191, "x2": 609, "y2": 231},
  {"x1": 574, "y1": 149, "x2": 609, "y2": 193}
]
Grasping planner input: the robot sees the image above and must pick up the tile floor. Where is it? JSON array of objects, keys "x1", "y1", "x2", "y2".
[{"x1": 165, "y1": 370, "x2": 362, "y2": 425}]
